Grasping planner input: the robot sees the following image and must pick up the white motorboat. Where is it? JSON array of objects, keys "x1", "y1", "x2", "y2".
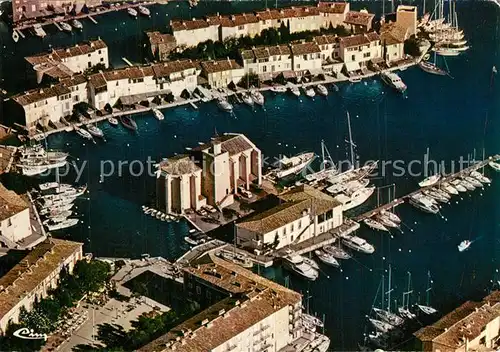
[
  {"x1": 21, "y1": 165, "x2": 48, "y2": 176},
  {"x1": 44, "y1": 210, "x2": 72, "y2": 223},
  {"x1": 39, "y1": 195, "x2": 76, "y2": 208},
  {"x1": 364, "y1": 218, "x2": 389, "y2": 232},
  {"x1": 349, "y1": 76, "x2": 362, "y2": 83},
  {"x1": 470, "y1": 170, "x2": 491, "y2": 184},
  {"x1": 302, "y1": 313, "x2": 324, "y2": 328},
  {"x1": 450, "y1": 179, "x2": 467, "y2": 192},
  {"x1": 334, "y1": 185, "x2": 375, "y2": 212},
  {"x1": 270, "y1": 85, "x2": 287, "y2": 93},
  {"x1": 304, "y1": 86, "x2": 316, "y2": 98},
  {"x1": 323, "y1": 244, "x2": 351, "y2": 260},
  {"x1": 380, "y1": 210, "x2": 401, "y2": 223},
  {"x1": 72, "y1": 19, "x2": 83, "y2": 30},
  {"x1": 241, "y1": 92, "x2": 254, "y2": 106},
  {"x1": 315, "y1": 84, "x2": 328, "y2": 96},
  {"x1": 33, "y1": 24, "x2": 47, "y2": 38},
  {"x1": 250, "y1": 90, "x2": 264, "y2": 105},
  {"x1": 418, "y1": 174, "x2": 441, "y2": 187},
  {"x1": 138, "y1": 5, "x2": 150, "y2": 16},
  {"x1": 422, "y1": 189, "x2": 449, "y2": 203},
  {"x1": 315, "y1": 250, "x2": 340, "y2": 267},
  {"x1": 409, "y1": 193, "x2": 440, "y2": 213},
  {"x1": 216, "y1": 98, "x2": 233, "y2": 112},
  {"x1": 368, "y1": 318, "x2": 394, "y2": 333},
  {"x1": 39, "y1": 203, "x2": 74, "y2": 216},
  {"x1": 127, "y1": 7, "x2": 138, "y2": 17},
  {"x1": 20, "y1": 145, "x2": 68, "y2": 162},
  {"x1": 283, "y1": 255, "x2": 319, "y2": 281},
  {"x1": 216, "y1": 250, "x2": 253, "y2": 268},
  {"x1": 108, "y1": 117, "x2": 119, "y2": 126},
  {"x1": 302, "y1": 256, "x2": 319, "y2": 271},
  {"x1": 42, "y1": 184, "x2": 87, "y2": 197},
  {"x1": 373, "y1": 307, "x2": 404, "y2": 326},
  {"x1": 432, "y1": 187, "x2": 451, "y2": 199},
  {"x1": 489, "y1": 161, "x2": 500, "y2": 171},
  {"x1": 463, "y1": 175, "x2": 483, "y2": 188},
  {"x1": 341, "y1": 235, "x2": 374, "y2": 254},
  {"x1": 376, "y1": 214, "x2": 400, "y2": 229},
  {"x1": 458, "y1": 239, "x2": 471, "y2": 252},
  {"x1": 435, "y1": 47, "x2": 461, "y2": 56},
  {"x1": 289, "y1": 85, "x2": 300, "y2": 97},
  {"x1": 274, "y1": 152, "x2": 315, "y2": 179},
  {"x1": 459, "y1": 179, "x2": 475, "y2": 191},
  {"x1": 152, "y1": 108, "x2": 164, "y2": 120},
  {"x1": 39, "y1": 182, "x2": 71, "y2": 191},
  {"x1": 417, "y1": 304, "x2": 438, "y2": 315},
  {"x1": 76, "y1": 127, "x2": 93, "y2": 140},
  {"x1": 304, "y1": 334, "x2": 330, "y2": 352},
  {"x1": 60, "y1": 22, "x2": 72, "y2": 32},
  {"x1": 441, "y1": 182, "x2": 459, "y2": 195},
  {"x1": 380, "y1": 71, "x2": 407, "y2": 93},
  {"x1": 86, "y1": 124, "x2": 104, "y2": 138},
  {"x1": 46, "y1": 218, "x2": 79, "y2": 231}
]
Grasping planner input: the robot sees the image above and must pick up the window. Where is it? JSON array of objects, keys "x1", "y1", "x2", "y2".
[
  {"x1": 303, "y1": 55, "x2": 307, "y2": 60},
  {"x1": 206, "y1": 290, "x2": 211, "y2": 299},
  {"x1": 363, "y1": 52, "x2": 371, "y2": 58},
  {"x1": 351, "y1": 54, "x2": 355, "y2": 61},
  {"x1": 283, "y1": 227, "x2": 287, "y2": 235},
  {"x1": 116, "y1": 81, "x2": 119, "y2": 86},
  {"x1": 98, "y1": 49, "x2": 101, "y2": 54},
  {"x1": 298, "y1": 220, "x2": 302, "y2": 229},
  {"x1": 291, "y1": 223, "x2": 294, "y2": 232},
  {"x1": 196, "y1": 286, "x2": 201, "y2": 295},
  {"x1": 88, "y1": 53, "x2": 91, "y2": 57},
  {"x1": 88, "y1": 62, "x2": 91, "y2": 68},
  {"x1": 100, "y1": 58, "x2": 104, "y2": 62},
  {"x1": 238, "y1": 25, "x2": 244, "y2": 30},
  {"x1": 296, "y1": 64, "x2": 300, "y2": 69}
]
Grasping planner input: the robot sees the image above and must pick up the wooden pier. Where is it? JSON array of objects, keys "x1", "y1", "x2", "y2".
[{"x1": 353, "y1": 154, "x2": 500, "y2": 222}]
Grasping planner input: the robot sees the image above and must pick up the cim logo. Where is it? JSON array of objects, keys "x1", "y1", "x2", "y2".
[{"x1": 13, "y1": 328, "x2": 48, "y2": 341}]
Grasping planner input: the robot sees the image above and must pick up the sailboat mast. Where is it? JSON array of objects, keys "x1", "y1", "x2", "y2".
[
  {"x1": 406, "y1": 272, "x2": 413, "y2": 309},
  {"x1": 423, "y1": 0, "x2": 426, "y2": 16},
  {"x1": 321, "y1": 140, "x2": 326, "y2": 171},
  {"x1": 426, "y1": 270, "x2": 432, "y2": 305},
  {"x1": 381, "y1": 274, "x2": 385, "y2": 310},
  {"x1": 346, "y1": 111, "x2": 355, "y2": 168},
  {"x1": 387, "y1": 265, "x2": 392, "y2": 313}
]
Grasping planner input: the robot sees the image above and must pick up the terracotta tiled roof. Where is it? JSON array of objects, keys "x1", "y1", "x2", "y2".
[
  {"x1": 366, "y1": 31, "x2": 380, "y2": 42},
  {"x1": 220, "y1": 13, "x2": 259, "y2": 27},
  {"x1": 200, "y1": 59, "x2": 242, "y2": 74},
  {"x1": 170, "y1": 19, "x2": 213, "y2": 32},
  {"x1": 314, "y1": 34, "x2": 339, "y2": 45},
  {"x1": 317, "y1": 2, "x2": 348, "y2": 14},
  {"x1": 344, "y1": 11, "x2": 375, "y2": 26},
  {"x1": 152, "y1": 60, "x2": 198, "y2": 78},
  {"x1": 60, "y1": 74, "x2": 87, "y2": 87},
  {"x1": 340, "y1": 34, "x2": 371, "y2": 47},
  {"x1": 238, "y1": 184, "x2": 341, "y2": 234},
  {"x1": 0, "y1": 183, "x2": 29, "y2": 222},
  {"x1": 0, "y1": 239, "x2": 83, "y2": 324},
  {"x1": 254, "y1": 8, "x2": 283, "y2": 20},
  {"x1": 138, "y1": 254, "x2": 301, "y2": 352},
  {"x1": 290, "y1": 42, "x2": 321, "y2": 55},
  {"x1": 12, "y1": 84, "x2": 71, "y2": 106},
  {"x1": 380, "y1": 23, "x2": 408, "y2": 43},
  {"x1": 88, "y1": 72, "x2": 107, "y2": 89},
  {"x1": 146, "y1": 31, "x2": 176, "y2": 46},
  {"x1": 192, "y1": 134, "x2": 255, "y2": 156},
  {"x1": 25, "y1": 39, "x2": 107, "y2": 66},
  {"x1": 160, "y1": 155, "x2": 201, "y2": 175}
]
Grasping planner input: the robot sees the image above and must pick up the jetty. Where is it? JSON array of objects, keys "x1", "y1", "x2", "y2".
[{"x1": 353, "y1": 155, "x2": 500, "y2": 222}]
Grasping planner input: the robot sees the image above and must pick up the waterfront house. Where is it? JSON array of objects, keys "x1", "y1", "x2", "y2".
[
  {"x1": 339, "y1": 32, "x2": 382, "y2": 73},
  {"x1": 219, "y1": 13, "x2": 261, "y2": 41},
  {"x1": 0, "y1": 183, "x2": 32, "y2": 248},
  {"x1": 317, "y1": 1, "x2": 350, "y2": 29},
  {"x1": 199, "y1": 59, "x2": 245, "y2": 89},
  {"x1": 289, "y1": 42, "x2": 322, "y2": 76},
  {"x1": 240, "y1": 45, "x2": 292, "y2": 81},
  {"x1": 285, "y1": 6, "x2": 322, "y2": 33},
  {"x1": 314, "y1": 35, "x2": 344, "y2": 75},
  {"x1": 189, "y1": 133, "x2": 262, "y2": 209},
  {"x1": 156, "y1": 155, "x2": 206, "y2": 215},
  {"x1": 88, "y1": 60, "x2": 198, "y2": 110},
  {"x1": 380, "y1": 25, "x2": 406, "y2": 63},
  {"x1": 0, "y1": 239, "x2": 83, "y2": 335},
  {"x1": 12, "y1": 0, "x2": 102, "y2": 22},
  {"x1": 138, "y1": 252, "x2": 304, "y2": 352},
  {"x1": 414, "y1": 294, "x2": 500, "y2": 352},
  {"x1": 170, "y1": 18, "x2": 220, "y2": 48},
  {"x1": 396, "y1": 5, "x2": 418, "y2": 37},
  {"x1": 236, "y1": 185, "x2": 343, "y2": 252},
  {"x1": 12, "y1": 74, "x2": 87, "y2": 130},
  {"x1": 25, "y1": 39, "x2": 109, "y2": 83},
  {"x1": 145, "y1": 31, "x2": 177, "y2": 61},
  {"x1": 344, "y1": 10, "x2": 375, "y2": 33}
]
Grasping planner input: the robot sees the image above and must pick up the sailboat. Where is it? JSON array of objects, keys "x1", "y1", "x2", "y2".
[
  {"x1": 304, "y1": 140, "x2": 338, "y2": 183},
  {"x1": 417, "y1": 271, "x2": 438, "y2": 315},
  {"x1": 398, "y1": 272, "x2": 417, "y2": 319},
  {"x1": 419, "y1": 52, "x2": 448, "y2": 76},
  {"x1": 373, "y1": 265, "x2": 405, "y2": 327}
]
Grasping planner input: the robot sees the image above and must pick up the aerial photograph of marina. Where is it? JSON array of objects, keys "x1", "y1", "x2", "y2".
[{"x1": 1, "y1": 0, "x2": 500, "y2": 350}]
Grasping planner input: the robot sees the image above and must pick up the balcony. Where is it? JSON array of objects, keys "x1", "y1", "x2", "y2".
[
  {"x1": 225, "y1": 344, "x2": 237, "y2": 351},
  {"x1": 257, "y1": 342, "x2": 273, "y2": 352}
]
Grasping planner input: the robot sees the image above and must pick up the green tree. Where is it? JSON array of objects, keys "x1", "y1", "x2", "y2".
[{"x1": 239, "y1": 73, "x2": 259, "y2": 89}]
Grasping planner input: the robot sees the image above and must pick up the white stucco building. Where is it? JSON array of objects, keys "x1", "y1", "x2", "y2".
[
  {"x1": 25, "y1": 39, "x2": 109, "y2": 83},
  {"x1": 170, "y1": 18, "x2": 220, "y2": 48},
  {"x1": 0, "y1": 183, "x2": 31, "y2": 248},
  {"x1": 339, "y1": 32, "x2": 382, "y2": 72},
  {"x1": 344, "y1": 10, "x2": 375, "y2": 33},
  {"x1": 138, "y1": 253, "x2": 304, "y2": 352},
  {"x1": 12, "y1": 74, "x2": 88, "y2": 130},
  {"x1": 236, "y1": 185, "x2": 343, "y2": 251},
  {"x1": 0, "y1": 239, "x2": 83, "y2": 335},
  {"x1": 290, "y1": 42, "x2": 322, "y2": 75},
  {"x1": 156, "y1": 155, "x2": 205, "y2": 215},
  {"x1": 240, "y1": 45, "x2": 292, "y2": 81},
  {"x1": 317, "y1": 1, "x2": 350, "y2": 29},
  {"x1": 199, "y1": 59, "x2": 245, "y2": 89},
  {"x1": 219, "y1": 13, "x2": 261, "y2": 41}
]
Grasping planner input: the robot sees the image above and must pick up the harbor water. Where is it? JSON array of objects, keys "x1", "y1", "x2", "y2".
[{"x1": 1, "y1": 1, "x2": 500, "y2": 350}]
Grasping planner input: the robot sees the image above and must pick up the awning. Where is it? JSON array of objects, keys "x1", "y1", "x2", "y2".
[
  {"x1": 370, "y1": 57, "x2": 385, "y2": 64},
  {"x1": 258, "y1": 72, "x2": 273, "y2": 82},
  {"x1": 307, "y1": 68, "x2": 324, "y2": 76},
  {"x1": 344, "y1": 61, "x2": 361, "y2": 72},
  {"x1": 119, "y1": 93, "x2": 148, "y2": 106}
]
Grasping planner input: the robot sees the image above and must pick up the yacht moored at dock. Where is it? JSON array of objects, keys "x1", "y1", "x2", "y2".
[
  {"x1": 409, "y1": 193, "x2": 440, "y2": 213},
  {"x1": 419, "y1": 174, "x2": 441, "y2": 187},
  {"x1": 152, "y1": 108, "x2": 164, "y2": 120},
  {"x1": 60, "y1": 22, "x2": 72, "y2": 32},
  {"x1": 120, "y1": 115, "x2": 138, "y2": 131},
  {"x1": 315, "y1": 249, "x2": 340, "y2": 267},
  {"x1": 71, "y1": 19, "x2": 83, "y2": 30},
  {"x1": 127, "y1": 7, "x2": 138, "y2": 18},
  {"x1": 341, "y1": 235, "x2": 375, "y2": 254},
  {"x1": 364, "y1": 218, "x2": 389, "y2": 232},
  {"x1": 138, "y1": 5, "x2": 150, "y2": 16},
  {"x1": 323, "y1": 244, "x2": 351, "y2": 260},
  {"x1": 250, "y1": 90, "x2": 265, "y2": 105},
  {"x1": 274, "y1": 152, "x2": 315, "y2": 179},
  {"x1": 316, "y1": 84, "x2": 328, "y2": 96},
  {"x1": 282, "y1": 255, "x2": 319, "y2": 281},
  {"x1": 380, "y1": 71, "x2": 407, "y2": 93}
]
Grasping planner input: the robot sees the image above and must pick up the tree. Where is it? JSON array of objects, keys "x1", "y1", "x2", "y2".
[
  {"x1": 239, "y1": 73, "x2": 259, "y2": 89},
  {"x1": 404, "y1": 37, "x2": 421, "y2": 57}
]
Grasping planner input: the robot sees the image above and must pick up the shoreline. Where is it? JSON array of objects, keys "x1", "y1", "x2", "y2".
[{"x1": 29, "y1": 58, "x2": 418, "y2": 141}]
